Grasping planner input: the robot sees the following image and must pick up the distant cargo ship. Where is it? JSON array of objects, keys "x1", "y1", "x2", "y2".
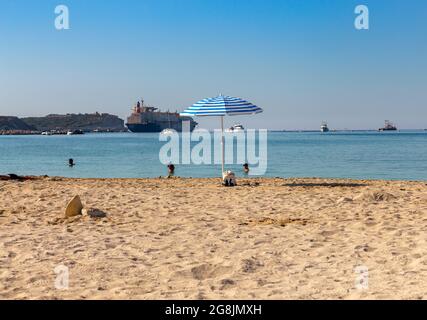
[
  {"x1": 379, "y1": 120, "x2": 397, "y2": 131},
  {"x1": 126, "y1": 99, "x2": 197, "y2": 133}
]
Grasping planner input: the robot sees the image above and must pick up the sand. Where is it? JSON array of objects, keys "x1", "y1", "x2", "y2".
[{"x1": 0, "y1": 177, "x2": 426, "y2": 300}]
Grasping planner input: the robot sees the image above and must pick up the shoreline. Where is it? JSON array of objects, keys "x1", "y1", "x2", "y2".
[
  {"x1": 1, "y1": 129, "x2": 427, "y2": 135},
  {"x1": 2, "y1": 175, "x2": 427, "y2": 183},
  {"x1": 1, "y1": 177, "x2": 426, "y2": 299}
]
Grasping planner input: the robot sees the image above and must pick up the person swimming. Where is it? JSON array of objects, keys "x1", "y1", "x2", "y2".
[
  {"x1": 68, "y1": 158, "x2": 75, "y2": 167},
  {"x1": 167, "y1": 163, "x2": 175, "y2": 176},
  {"x1": 243, "y1": 163, "x2": 249, "y2": 174}
]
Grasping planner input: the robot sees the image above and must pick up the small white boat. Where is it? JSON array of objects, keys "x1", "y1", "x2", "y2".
[
  {"x1": 41, "y1": 131, "x2": 52, "y2": 136},
  {"x1": 320, "y1": 122, "x2": 329, "y2": 133},
  {"x1": 160, "y1": 128, "x2": 175, "y2": 135},
  {"x1": 67, "y1": 129, "x2": 84, "y2": 135},
  {"x1": 225, "y1": 124, "x2": 245, "y2": 133}
]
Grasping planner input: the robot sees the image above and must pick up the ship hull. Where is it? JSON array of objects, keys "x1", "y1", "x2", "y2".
[
  {"x1": 126, "y1": 100, "x2": 198, "y2": 133},
  {"x1": 126, "y1": 123, "x2": 162, "y2": 132},
  {"x1": 126, "y1": 121, "x2": 197, "y2": 133}
]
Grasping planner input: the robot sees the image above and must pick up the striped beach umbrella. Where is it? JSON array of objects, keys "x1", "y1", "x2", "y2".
[{"x1": 180, "y1": 95, "x2": 263, "y2": 175}]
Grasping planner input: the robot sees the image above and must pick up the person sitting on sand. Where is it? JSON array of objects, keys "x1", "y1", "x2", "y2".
[
  {"x1": 243, "y1": 163, "x2": 249, "y2": 174},
  {"x1": 68, "y1": 158, "x2": 75, "y2": 167},
  {"x1": 167, "y1": 163, "x2": 175, "y2": 176}
]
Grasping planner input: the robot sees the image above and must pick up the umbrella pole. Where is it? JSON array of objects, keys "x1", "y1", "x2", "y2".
[{"x1": 220, "y1": 116, "x2": 225, "y2": 175}]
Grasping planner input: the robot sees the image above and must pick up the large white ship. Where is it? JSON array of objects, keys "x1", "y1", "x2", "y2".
[{"x1": 126, "y1": 99, "x2": 198, "y2": 133}]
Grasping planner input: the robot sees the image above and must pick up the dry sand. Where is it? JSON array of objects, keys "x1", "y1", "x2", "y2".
[{"x1": 0, "y1": 177, "x2": 426, "y2": 300}]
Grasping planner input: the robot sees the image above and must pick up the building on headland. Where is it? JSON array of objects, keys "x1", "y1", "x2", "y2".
[{"x1": 126, "y1": 99, "x2": 198, "y2": 133}]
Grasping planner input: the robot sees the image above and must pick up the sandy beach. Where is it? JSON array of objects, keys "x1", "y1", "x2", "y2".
[{"x1": 0, "y1": 177, "x2": 426, "y2": 300}]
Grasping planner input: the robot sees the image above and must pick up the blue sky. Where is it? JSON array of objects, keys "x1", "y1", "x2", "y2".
[{"x1": 1, "y1": 0, "x2": 426, "y2": 129}]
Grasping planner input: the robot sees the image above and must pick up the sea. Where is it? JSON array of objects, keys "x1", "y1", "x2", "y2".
[{"x1": 1, "y1": 131, "x2": 427, "y2": 181}]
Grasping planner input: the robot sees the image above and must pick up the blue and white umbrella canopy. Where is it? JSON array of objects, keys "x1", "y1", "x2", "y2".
[
  {"x1": 180, "y1": 95, "x2": 263, "y2": 117},
  {"x1": 180, "y1": 95, "x2": 263, "y2": 176}
]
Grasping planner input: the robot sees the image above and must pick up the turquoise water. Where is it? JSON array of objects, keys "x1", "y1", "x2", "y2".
[{"x1": 1, "y1": 131, "x2": 427, "y2": 180}]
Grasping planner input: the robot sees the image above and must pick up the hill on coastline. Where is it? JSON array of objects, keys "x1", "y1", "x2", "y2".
[
  {"x1": 21, "y1": 113, "x2": 125, "y2": 132},
  {"x1": 0, "y1": 116, "x2": 36, "y2": 131}
]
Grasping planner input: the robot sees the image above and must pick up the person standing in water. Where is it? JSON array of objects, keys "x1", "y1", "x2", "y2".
[
  {"x1": 167, "y1": 163, "x2": 175, "y2": 176},
  {"x1": 243, "y1": 163, "x2": 249, "y2": 174},
  {"x1": 68, "y1": 159, "x2": 75, "y2": 167}
]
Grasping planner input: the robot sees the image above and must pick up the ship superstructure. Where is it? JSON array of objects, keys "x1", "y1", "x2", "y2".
[
  {"x1": 379, "y1": 120, "x2": 397, "y2": 131},
  {"x1": 320, "y1": 121, "x2": 329, "y2": 132},
  {"x1": 126, "y1": 99, "x2": 198, "y2": 133}
]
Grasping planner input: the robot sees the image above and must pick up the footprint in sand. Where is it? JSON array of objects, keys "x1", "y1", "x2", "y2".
[
  {"x1": 220, "y1": 278, "x2": 236, "y2": 290},
  {"x1": 190, "y1": 264, "x2": 232, "y2": 280},
  {"x1": 354, "y1": 244, "x2": 376, "y2": 253},
  {"x1": 241, "y1": 258, "x2": 263, "y2": 273},
  {"x1": 319, "y1": 230, "x2": 337, "y2": 237}
]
